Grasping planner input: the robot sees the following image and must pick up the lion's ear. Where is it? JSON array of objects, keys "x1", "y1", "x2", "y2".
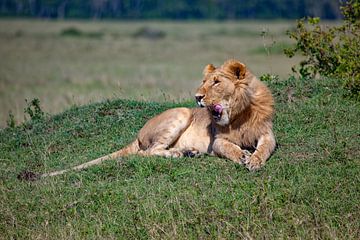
[
  {"x1": 203, "y1": 64, "x2": 216, "y2": 76},
  {"x1": 223, "y1": 60, "x2": 246, "y2": 79}
]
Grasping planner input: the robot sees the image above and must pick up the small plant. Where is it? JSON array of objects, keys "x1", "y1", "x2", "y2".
[
  {"x1": 6, "y1": 111, "x2": 16, "y2": 128},
  {"x1": 284, "y1": 0, "x2": 360, "y2": 100},
  {"x1": 260, "y1": 73, "x2": 279, "y2": 83},
  {"x1": 260, "y1": 28, "x2": 276, "y2": 57},
  {"x1": 24, "y1": 98, "x2": 44, "y2": 121}
]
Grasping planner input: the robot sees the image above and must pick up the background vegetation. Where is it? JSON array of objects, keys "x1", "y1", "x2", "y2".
[
  {"x1": 285, "y1": 0, "x2": 360, "y2": 100},
  {"x1": 1, "y1": 0, "x2": 341, "y2": 19}
]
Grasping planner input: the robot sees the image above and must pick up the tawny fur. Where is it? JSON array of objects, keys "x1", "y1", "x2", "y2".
[{"x1": 41, "y1": 59, "x2": 276, "y2": 178}]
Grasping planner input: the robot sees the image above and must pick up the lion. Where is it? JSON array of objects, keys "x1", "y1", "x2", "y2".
[{"x1": 39, "y1": 59, "x2": 276, "y2": 178}]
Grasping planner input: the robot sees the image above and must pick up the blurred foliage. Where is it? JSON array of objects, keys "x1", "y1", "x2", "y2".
[
  {"x1": 260, "y1": 73, "x2": 280, "y2": 83},
  {"x1": 6, "y1": 111, "x2": 16, "y2": 128},
  {"x1": 60, "y1": 27, "x2": 104, "y2": 39},
  {"x1": 0, "y1": 0, "x2": 341, "y2": 19},
  {"x1": 132, "y1": 26, "x2": 166, "y2": 40},
  {"x1": 284, "y1": 0, "x2": 360, "y2": 100},
  {"x1": 24, "y1": 98, "x2": 45, "y2": 121}
]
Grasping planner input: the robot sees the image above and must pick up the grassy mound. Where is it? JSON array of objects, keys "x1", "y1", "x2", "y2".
[{"x1": 0, "y1": 78, "x2": 359, "y2": 239}]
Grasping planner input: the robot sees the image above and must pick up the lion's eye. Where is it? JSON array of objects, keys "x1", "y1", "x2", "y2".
[{"x1": 213, "y1": 79, "x2": 220, "y2": 85}]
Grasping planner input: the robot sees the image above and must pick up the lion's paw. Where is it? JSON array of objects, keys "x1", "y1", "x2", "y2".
[
  {"x1": 167, "y1": 149, "x2": 183, "y2": 158},
  {"x1": 245, "y1": 155, "x2": 264, "y2": 171},
  {"x1": 240, "y1": 150, "x2": 252, "y2": 165},
  {"x1": 183, "y1": 149, "x2": 201, "y2": 158}
]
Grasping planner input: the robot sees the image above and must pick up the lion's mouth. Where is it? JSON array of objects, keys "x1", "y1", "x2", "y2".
[{"x1": 209, "y1": 104, "x2": 223, "y2": 121}]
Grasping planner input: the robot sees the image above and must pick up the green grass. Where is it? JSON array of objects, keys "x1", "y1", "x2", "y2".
[{"x1": 1, "y1": 77, "x2": 359, "y2": 239}]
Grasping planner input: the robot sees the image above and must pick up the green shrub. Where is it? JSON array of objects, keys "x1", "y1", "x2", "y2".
[
  {"x1": 60, "y1": 27, "x2": 103, "y2": 39},
  {"x1": 6, "y1": 111, "x2": 16, "y2": 128},
  {"x1": 60, "y1": 27, "x2": 83, "y2": 37},
  {"x1": 24, "y1": 98, "x2": 44, "y2": 121},
  {"x1": 284, "y1": 0, "x2": 360, "y2": 100}
]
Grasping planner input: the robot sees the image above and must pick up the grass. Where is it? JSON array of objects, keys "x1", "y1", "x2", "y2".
[
  {"x1": 249, "y1": 41, "x2": 294, "y2": 55},
  {"x1": 0, "y1": 76, "x2": 359, "y2": 239},
  {"x1": 0, "y1": 19, "x2": 304, "y2": 128}
]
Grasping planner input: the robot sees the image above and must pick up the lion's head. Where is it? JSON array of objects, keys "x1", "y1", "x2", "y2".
[{"x1": 195, "y1": 59, "x2": 253, "y2": 126}]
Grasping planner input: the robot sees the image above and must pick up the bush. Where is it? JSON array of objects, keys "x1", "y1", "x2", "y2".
[
  {"x1": 132, "y1": 26, "x2": 166, "y2": 40},
  {"x1": 284, "y1": 0, "x2": 360, "y2": 100},
  {"x1": 60, "y1": 27, "x2": 103, "y2": 39},
  {"x1": 60, "y1": 27, "x2": 83, "y2": 37},
  {"x1": 24, "y1": 98, "x2": 44, "y2": 121}
]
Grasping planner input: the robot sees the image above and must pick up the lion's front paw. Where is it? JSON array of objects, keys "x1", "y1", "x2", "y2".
[
  {"x1": 183, "y1": 149, "x2": 201, "y2": 158},
  {"x1": 168, "y1": 149, "x2": 183, "y2": 158},
  {"x1": 246, "y1": 155, "x2": 264, "y2": 171},
  {"x1": 240, "y1": 150, "x2": 252, "y2": 165}
]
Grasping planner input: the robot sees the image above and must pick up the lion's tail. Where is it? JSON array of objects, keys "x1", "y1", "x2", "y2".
[{"x1": 40, "y1": 140, "x2": 140, "y2": 178}]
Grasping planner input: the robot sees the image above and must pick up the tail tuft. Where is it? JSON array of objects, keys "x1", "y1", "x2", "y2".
[{"x1": 17, "y1": 170, "x2": 40, "y2": 181}]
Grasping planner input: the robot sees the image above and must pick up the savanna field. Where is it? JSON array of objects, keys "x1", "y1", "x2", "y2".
[{"x1": 0, "y1": 19, "x2": 359, "y2": 239}]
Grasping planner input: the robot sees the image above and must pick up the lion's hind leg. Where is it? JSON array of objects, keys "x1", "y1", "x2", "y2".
[
  {"x1": 138, "y1": 144, "x2": 184, "y2": 158},
  {"x1": 137, "y1": 108, "x2": 194, "y2": 158}
]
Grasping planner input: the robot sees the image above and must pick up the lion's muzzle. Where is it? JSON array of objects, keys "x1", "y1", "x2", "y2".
[{"x1": 195, "y1": 95, "x2": 205, "y2": 107}]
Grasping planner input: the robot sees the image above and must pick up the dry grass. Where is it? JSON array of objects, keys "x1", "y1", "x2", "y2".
[{"x1": 0, "y1": 19, "x2": 302, "y2": 127}]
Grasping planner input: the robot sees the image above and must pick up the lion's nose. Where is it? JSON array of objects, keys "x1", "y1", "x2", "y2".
[
  {"x1": 195, "y1": 95, "x2": 204, "y2": 102},
  {"x1": 195, "y1": 95, "x2": 205, "y2": 107}
]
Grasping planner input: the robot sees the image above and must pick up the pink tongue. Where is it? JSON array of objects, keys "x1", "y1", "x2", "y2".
[{"x1": 214, "y1": 104, "x2": 223, "y2": 113}]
